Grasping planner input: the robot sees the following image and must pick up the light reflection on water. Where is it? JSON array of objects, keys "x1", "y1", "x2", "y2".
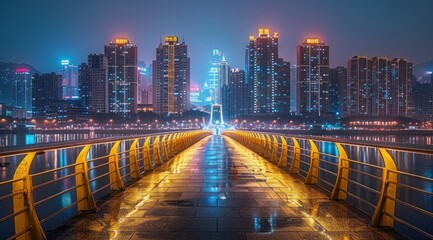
[
  {"x1": 0, "y1": 133, "x2": 127, "y2": 147},
  {"x1": 336, "y1": 135, "x2": 433, "y2": 145}
]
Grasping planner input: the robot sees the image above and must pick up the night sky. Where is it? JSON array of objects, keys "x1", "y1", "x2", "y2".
[{"x1": 1, "y1": 0, "x2": 433, "y2": 86}]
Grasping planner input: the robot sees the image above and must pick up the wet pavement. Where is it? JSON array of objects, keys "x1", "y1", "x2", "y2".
[{"x1": 47, "y1": 135, "x2": 404, "y2": 239}]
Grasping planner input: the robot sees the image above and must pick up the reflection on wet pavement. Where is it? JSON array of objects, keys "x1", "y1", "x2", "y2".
[{"x1": 47, "y1": 135, "x2": 404, "y2": 239}]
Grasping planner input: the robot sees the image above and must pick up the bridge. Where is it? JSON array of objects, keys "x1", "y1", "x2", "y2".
[{"x1": 0, "y1": 130, "x2": 432, "y2": 239}]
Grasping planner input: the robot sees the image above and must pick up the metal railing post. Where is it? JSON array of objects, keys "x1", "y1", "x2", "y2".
[
  {"x1": 75, "y1": 145, "x2": 97, "y2": 211},
  {"x1": 271, "y1": 135, "x2": 279, "y2": 162},
  {"x1": 128, "y1": 138, "x2": 141, "y2": 179},
  {"x1": 305, "y1": 140, "x2": 319, "y2": 184},
  {"x1": 372, "y1": 148, "x2": 397, "y2": 227},
  {"x1": 108, "y1": 141, "x2": 125, "y2": 190},
  {"x1": 143, "y1": 137, "x2": 152, "y2": 170},
  {"x1": 331, "y1": 143, "x2": 349, "y2": 200},
  {"x1": 12, "y1": 152, "x2": 46, "y2": 240},
  {"x1": 278, "y1": 136, "x2": 288, "y2": 167},
  {"x1": 153, "y1": 136, "x2": 162, "y2": 164},
  {"x1": 289, "y1": 137, "x2": 301, "y2": 173}
]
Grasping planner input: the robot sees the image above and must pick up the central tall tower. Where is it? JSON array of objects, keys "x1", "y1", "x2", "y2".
[
  {"x1": 246, "y1": 28, "x2": 279, "y2": 114},
  {"x1": 104, "y1": 38, "x2": 138, "y2": 119},
  {"x1": 153, "y1": 36, "x2": 190, "y2": 115}
]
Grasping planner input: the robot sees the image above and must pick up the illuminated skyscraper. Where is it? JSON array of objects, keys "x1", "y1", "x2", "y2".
[
  {"x1": 246, "y1": 28, "x2": 280, "y2": 114},
  {"x1": 218, "y1": 56, "x2": 229, "y2": 104},
  {"x1": 208, "y1": 49, "x2": 223, "y2": 104},
  {"x1": 345, "y1": 56, "x2": 372, "y2": 117},
  {"x1": 104, "y1": 38, "x2": 138, "y2": 118},
  {"x1": 79, "y1": 54, "x2": 109, "y2": 113},
  {"x1": 296, "y1": 38, "x2": 329, "y2": 116},
  {"x1": 371, "y1": 57, "x2": 391, "y2": 116},
  {"x1": 275, "y1": 58, "x2": 290, "y2": 114},
  {"x1": 222, "y1": 68, "x2": 248, "y2": 120},
  {"x1": 390, "y1": 58, "x2": 413, "y2": 117},
  {"x1": 153, "y1": 36, "x2": 190, "y2": 115},
  {"x1": 59, "y1": 60, "x2": 79, "y2": 99},
  {"x1": 138, "y1": 61, "x2": 152, "y2": 104},
  {"x1": 14, "y1": 68, "x2": 33, "y2": 117},
  {"x1": 329, "y1": 66, "x2": 346, "y2": 115}
]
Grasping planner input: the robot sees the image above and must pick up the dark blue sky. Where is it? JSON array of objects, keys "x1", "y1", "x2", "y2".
[{"x1": 1, "y1": 0, "x2": 433, "y2": 86}]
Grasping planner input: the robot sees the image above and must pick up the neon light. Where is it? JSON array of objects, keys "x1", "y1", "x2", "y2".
[
  {"x1": 61, "y1": 60, "x2": 70, "y2": 65},
  {"x1": 115, "y1": 38, "x2": 129, "y2": 44},
  {"x1": 306, "y1": 38, "x2": 319, "y2": 44},
  {"x1": 164, "y1": 36, "x2": 178, "y2": 43},
  {"x1": 15, "y1": 68, "x2": 29, "y2": 73}
]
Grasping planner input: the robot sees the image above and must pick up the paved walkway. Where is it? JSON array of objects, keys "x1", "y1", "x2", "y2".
[{"x1": 47, "y1": 135, "x2": 403, "y2": 239}]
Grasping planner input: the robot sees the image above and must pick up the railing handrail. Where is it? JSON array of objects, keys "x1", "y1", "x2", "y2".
[
  {"x1": 247, "y1": 130, "x2": 433, "y2": 155},
  {"x1": 0, "y1": 130, "x2": 189, "y2": 157}
]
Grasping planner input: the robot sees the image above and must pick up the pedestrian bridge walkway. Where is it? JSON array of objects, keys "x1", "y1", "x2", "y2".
[
  {"x1": 1, "y1": 130, "x2": 432, "y2": 239},
  {"x1": 47, "y1": 135, "x2": 400, "y2": 239}
]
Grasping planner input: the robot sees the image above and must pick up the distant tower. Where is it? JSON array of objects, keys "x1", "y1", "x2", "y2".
[
  {"x1": 345, "y1": 56, "x2": 372, "y2": 117},
  {"x1": 297, "y1": 38, "x2": 330, "y2": 116},
  {"x1": 14, "y1": 68, "x2": 33, "y2": 117},
  {"x1": 390, "y1": 58, "x2": 413, "y2": 117},
  {"x1": 79, "y1": 54, "x2": 109, "y2": 113},
  {"x1": 153, "y1": 36, "x2": 190, "y2": 115},
  {"x1": 218, "y1": 55, "x2": 229, "y2": 104},
  {"x1": 104, "y1": 38, "x2": 138, "y2": 118},
  {"x1": 208, "y1": 49, "x2": 223, "y2": 104},
  {"x1": 32, "y1": 73, "x2": 62, "y2": 117},
  {"x1": 59, "y1": 60, "x2": 79, "y2": 99},
  {"x1": 372, "y1": 57, "x2": 390, "y2": 116}
]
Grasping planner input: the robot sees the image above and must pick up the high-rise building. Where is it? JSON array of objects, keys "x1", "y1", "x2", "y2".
[
  {"x1": 79, "y1": 54, "x2": 109, "y2": 113},
  {"x1": 138, "y1": 61, "x2": 152, "y2": 104},
  {"x1": 153, "y1": 36, "x2": 190, "y2": 115},
  {"x1": 222, "y1": 68, "x2": 248, "y2": 120},
  {"x1": 296, "y1": 38, "x2": 330, "y2": 116},
  {"x1": 390, "y1": 58, "x2": 413, "y2": 117},
  {"x1": 275, "y1": 59, "x2": 291, "y2": 114},
  {"x1": 59, "y1": 60, "x2": 79, "y2": 99},
  {"x1": 371, "y1": 57, "x2": 391, "y2": 116},
  {"x1": 208, "y1": 49, "x2": 223, "y2": 104},
  {"x1": 290, "y1": 64, "x2": 297, "y2": 113},
  {"x1": 0, "y1": 62, "x2": 38, "y2": 116},
  {"x1": 329, "y1": 66, "x2": 346, "y2": 115},
  {"x1": 344, "y1": 56, "x2": 372, "y2": 117},
  {"x1": 104, "y1": 38, "x2": 138, "y2": 118},
  {"x1": 218, "y1": 56, "x2": 229, "y2": 104},
  {"x1": 246, "y1": 28, "x2": 280, "y2": 114},
  {"x1": 14, "y1": 68, "x2": 33, "y2": 117},
  {"x1": 32, "y1": 73, "x2": 62, "y2": 117}
]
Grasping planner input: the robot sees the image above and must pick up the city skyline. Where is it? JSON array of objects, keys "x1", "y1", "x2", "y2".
[{"x1": 1, "y1": 0, "x2": 433, "y2": 87}]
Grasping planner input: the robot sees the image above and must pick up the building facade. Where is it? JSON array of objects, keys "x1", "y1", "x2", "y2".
[
  {"x1": 371, "y1": 57, "x2": 391, "y2": 116},
  {"x1": 345, "y1": 56, "x2": 372, "y2": 117},
  {"x1": 32, "y1": 73, "x2": 62, "y2": 117},
  {"x1": 390, "y1": 58, "x2": 413, "y2": 117},
  {"x1": 79, "y1": 54, "x2": 109, "y2": 113},
  {"x1": 153, "y1": 36, "x2": 190, "y2": 115},
  {"x1": 275, "y1": 59, "x2": 290, "y2": 114},
  {"x1": 246, "y1": 28, "x2": 279, "y2": 114},
  {"x1": 222, "y1": 68, "x2": 248, "y2": 120},
  {"x1": 104, "y1": 38, "x2": 138, "y2": 118},
  {"x1": 59, "y1": 60, "x2": 79, "y2": 100},
  {"x1": 218, "y1": 56, "x2": 229, "y2": 105},
  {"x1": 208, "y1": 49, "x2": 223, "y2": 104},
  {"x1": 296, "y1": 38, "x2": 330, "y2": 116},
  {"x1": 329, "y1": 66, "x2": 346, "y2": 115}
]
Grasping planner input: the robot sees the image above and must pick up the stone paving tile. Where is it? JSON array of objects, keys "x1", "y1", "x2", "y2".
[{"x1": 47, "y1": 135, "x2": 404, "y2": 240}]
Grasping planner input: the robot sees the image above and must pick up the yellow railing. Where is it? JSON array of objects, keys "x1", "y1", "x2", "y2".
[
  {"x1": 0, "y1": 130, "x2": 212, "y2": 240},
  {"x1": 222, "y1": 130, "x2": 433, "y2": 239}
]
